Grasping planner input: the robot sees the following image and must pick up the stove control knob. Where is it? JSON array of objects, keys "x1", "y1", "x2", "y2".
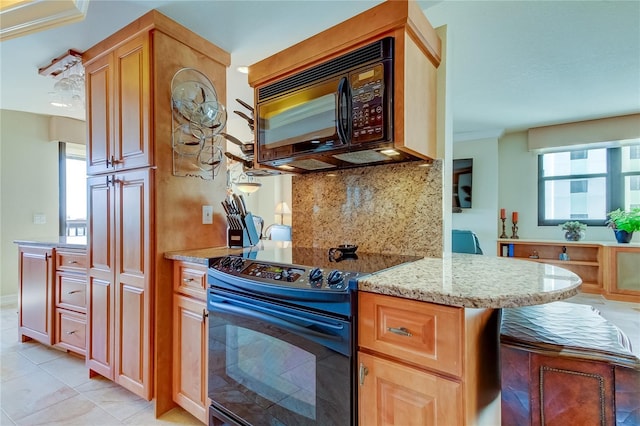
[
  {"x1": 309, "y1": 267, "x2": 323, "y2": 284},
  {"x1": 231, "y1": 258, "x2": 244, "y2": 271},
  {"x1": 327, "y1": 270, "x2": 345, "y2": 289},
  {"x1": 220, "y1": 257, "x2": 233, "y2": 268}
]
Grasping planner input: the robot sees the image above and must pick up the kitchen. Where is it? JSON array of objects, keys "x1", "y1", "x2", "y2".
[{"x1": 2, "y1": 1, "x2": 640, "y2": 425}]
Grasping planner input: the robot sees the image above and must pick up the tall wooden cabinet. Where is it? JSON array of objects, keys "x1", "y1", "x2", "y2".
[
  {"x1": 82, "y1": 10, "x2": 230, "y2": 414},
  {"x1": 18, "y1": 245, "x2": 55, "y2": 345}
]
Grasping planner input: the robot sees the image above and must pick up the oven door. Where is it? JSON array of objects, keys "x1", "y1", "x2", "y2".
[
  {"x1": 207, "y1": 288, "x2": 353, "y2": 426},
  {"x1": 257, "y1": 76, "x2": 351, "y2": 164}
]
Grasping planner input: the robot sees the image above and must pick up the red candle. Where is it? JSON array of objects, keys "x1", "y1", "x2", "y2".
[
  {"x1": 512, "y1": 211, "x2": 518, "y2": 223},
  {"x1": 500, "y1": 208, "x2": 506, "y2": 219}
]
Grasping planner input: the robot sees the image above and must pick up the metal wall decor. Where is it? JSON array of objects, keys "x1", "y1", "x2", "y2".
[{"x1": 171, "y1": 67, "x2": 226, "y2": 179}]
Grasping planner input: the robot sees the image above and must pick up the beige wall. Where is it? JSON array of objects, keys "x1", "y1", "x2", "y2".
[{"x1": 0, "y1": 110, "x2": 59, "y2": 302}]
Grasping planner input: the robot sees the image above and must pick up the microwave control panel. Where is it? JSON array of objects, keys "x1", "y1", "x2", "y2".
[{"x1": 350, "y1": 63, "x2": 385, "y2": 144}]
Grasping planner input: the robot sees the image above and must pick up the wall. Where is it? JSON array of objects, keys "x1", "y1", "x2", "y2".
[
  {"x1": 498, "y1": 130, "x2": 637, "y2": 243},
  {"x1": 452, "y1": 137, "x2": 499, "y2": 255},
  {"x1": 0, "y1": 110, "x2": 59, "y2": 302}
]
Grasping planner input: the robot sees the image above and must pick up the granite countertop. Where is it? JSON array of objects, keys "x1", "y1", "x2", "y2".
[
  {"x1": 165, "y1": 244, "x2": 581, "y2": 309},
  {"x1": 14, "y1": 236, "x2": 87, "y2": 249}
]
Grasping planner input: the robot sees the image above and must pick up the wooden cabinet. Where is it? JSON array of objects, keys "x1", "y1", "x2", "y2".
[
  {"x1": 248, "y1": 0, "x2": 441, "y2": 163},
  {"x1": 54, "y1": 248, "x2": 87, "y2": 356},
  {"x1": 497, "y1": 239, "x2": 604, "y2": 294},
  {"x1": 18, "y1": 246, "x2": 55, "y2": 345},
  {"x1": 87, "y1": 169, "x2": 151, "y2": 398},
  {"x1": 498, "y1": 239, "x2": 640, "y2": 301},
  {"x1": 603, "y1": 245, "x2": 640, "y2": 302},
  {"x1": 358, "y1": 291, "x2": 500, "y2": 425},
  {"x1": 82, "y1": 10, "x2": 230, "y2": 414},
  {"x1": 172, "y1": 261, "x2": 208, "y2": 424},
  {"x1": 85, "y1": 33, "x2": 151, "y2": 176}
]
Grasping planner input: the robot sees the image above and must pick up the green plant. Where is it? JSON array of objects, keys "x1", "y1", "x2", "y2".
[
  {"x1": 606, "y1": 208, "x2": 640, "y2": 233},
  {"x1": 559, "y1": 221, "x2": 587, "y2": 233}
]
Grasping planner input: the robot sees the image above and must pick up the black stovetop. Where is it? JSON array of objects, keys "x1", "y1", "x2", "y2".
[{"x1": 212, "y1": 245, "x2": 422, "y2": 274}]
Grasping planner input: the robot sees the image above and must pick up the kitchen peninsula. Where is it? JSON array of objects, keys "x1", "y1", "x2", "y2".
[{"x1": 166, "y1": 242, "x2": 581, "y2": 425}]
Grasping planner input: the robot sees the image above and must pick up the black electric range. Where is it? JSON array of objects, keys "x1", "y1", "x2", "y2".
[{"x1": 208, "y1": 245, "x2": 422, "y2": 317}]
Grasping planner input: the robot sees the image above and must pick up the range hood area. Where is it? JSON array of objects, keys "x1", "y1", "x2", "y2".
[{"x1": 248, "y1": 0, "x2": 442, "y2": 174}]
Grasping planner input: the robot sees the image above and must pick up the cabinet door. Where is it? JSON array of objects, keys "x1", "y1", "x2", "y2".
[
  {"x1": 113, "y1": 34, "x2": 151, "y2": 172},
  {"x1": 173, "y1": 294, "x2": 208, "y2": 423},
  {"x1": 18, "y1": 246, "x2": 54, "y2": 345},
  {"x1": 87, "y1": 175, "x2": 116, "y2": 379},
  {"x1": 114, "y1": 169, "x2": 152, "y2": 399},
  {"x1": 85, "y1": 54, "x2": 113, "y2": 175},
  {"x1": 358, "y1": 352, "x2": 462, "y2": 426}
]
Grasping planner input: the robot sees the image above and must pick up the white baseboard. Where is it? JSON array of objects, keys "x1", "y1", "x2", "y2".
[{"x1": 0, "y1": 294, "x2": 18, "y2": 307}]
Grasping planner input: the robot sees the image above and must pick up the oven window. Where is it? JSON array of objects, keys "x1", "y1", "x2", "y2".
[
  {"x1": 226, "y1": 325, "x2": 317, "y2": 420},
  {"x1": 209, "y1": 311, "x2": 351, "y2": 425}
]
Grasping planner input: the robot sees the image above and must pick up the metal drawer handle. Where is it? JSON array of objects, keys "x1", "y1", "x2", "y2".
[
  {"x1": 183, "y1": 278, "x2": 195, "y2": 283},
  {"x1": 359, "y1": 363, "x2": 368, "y2": 386},
  {"x1": 67, "y1": 260, "x2": 78, "y2": 264},
  {"x1": 202, "y1": 309, "x2": 208, "y2": 323},
  {"x1": 67, "y1": 290, "x2": 82, "y2": 295},
  {"x1": 66, "y1": 330, "x2": 76, "y2": 335},
  {"x1": 388, "y1": 326, "x2": 412, "y2": 337}
]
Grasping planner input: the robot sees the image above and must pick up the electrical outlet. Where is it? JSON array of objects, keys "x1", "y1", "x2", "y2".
[
  {"x1": 33, "y1": 213, "x2": 46, "y2": 224},
  {"x1": 202, "y1": 205, "x2": 213, "y2": 224}
]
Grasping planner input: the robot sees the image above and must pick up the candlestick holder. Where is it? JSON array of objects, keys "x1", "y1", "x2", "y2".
[
  {"x1": 511, "y1": 221, "x2": 519, "y2": 239},
  {"x1": 500, "y1": 218, "x2": 508, "y2": 238}
]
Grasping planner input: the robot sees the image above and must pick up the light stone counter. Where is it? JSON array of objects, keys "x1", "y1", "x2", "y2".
[
  {"x1": 359, "y1": 253, "x2": 581, "y2": 308},
  {"x1": 165, "y1": 244, "x2": 581, "y2": 309},
  {"x1": 14, "y1": 236, "x2": 87, "y2": 249}
]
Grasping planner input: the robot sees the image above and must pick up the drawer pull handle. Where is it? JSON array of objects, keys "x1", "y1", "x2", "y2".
[
  {"x1": 67, "y1": 290, "x2": 82, "y2": 295},
  {"x1": 183, "y1": 278, "x2": 195, "y2": 283},
  {"x1": 66, "y1": 330, "x2": 76, "y2": 335},
  {"x1": 202, "y1": 309, "x2": 208, "y2": 323},
  {"x1": 359, "y1": 363, "x2": 368, "y2": 386},
  {"x1": 68, "y1": 260, "x2": 78, "y2": 264},
  {"x1": 388, "y1": 327, "x2": 412, "y2": 337}
]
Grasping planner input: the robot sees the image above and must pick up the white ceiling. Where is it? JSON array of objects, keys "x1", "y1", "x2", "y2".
[{"x1": 1, "y1": 0, "x2": 639, "y2": 141}]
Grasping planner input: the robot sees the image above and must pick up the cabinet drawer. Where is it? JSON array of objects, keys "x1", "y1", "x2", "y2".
[
  {"x1": 359, "y1": 291, "x2": 463, "y2": 377},
  {"x1": 174, "y1": 261, "x2": 207, "y2": 301},
  {"x1": 56, "y1": 273, "x2": 87, "y2": 312},
  {"x1": 55, "y1": 308, "x2": 86, "y2": 356},
  {"x1": 56, "y1": 250, "x2": 87, "y2": 272}
]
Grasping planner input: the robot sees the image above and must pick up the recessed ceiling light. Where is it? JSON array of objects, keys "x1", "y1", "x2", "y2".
[{"x1": 237, "y1": 66, "x2": 249, "y2": 74}]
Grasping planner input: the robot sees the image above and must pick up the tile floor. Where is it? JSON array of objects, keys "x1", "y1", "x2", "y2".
[
  {"x1": 0, "y1": 303, "x2": 202, "y2": 426},
  {"x1": 1, "y1": 293, "x2": 638, "y2": 425}
]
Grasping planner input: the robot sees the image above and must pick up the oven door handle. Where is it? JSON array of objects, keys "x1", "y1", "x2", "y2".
[{"x1": 209, "y1": 299, "x2": 344, "y2": 342}]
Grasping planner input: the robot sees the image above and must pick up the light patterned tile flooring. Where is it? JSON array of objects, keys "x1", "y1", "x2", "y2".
[
  {"x1": 0, "y1": 303, "x2": 202, "y2": 426},
  {"x1": 1, "y1": 293, "x2": 638, "y2": 425}
]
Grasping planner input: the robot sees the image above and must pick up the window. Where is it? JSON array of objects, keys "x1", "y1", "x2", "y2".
[
  {"x1": 59, "y1": 143, "x2": 87, "y2": 237},
  {"x1": 538, "y1": 144, "x2": 640, "y2": 225}
]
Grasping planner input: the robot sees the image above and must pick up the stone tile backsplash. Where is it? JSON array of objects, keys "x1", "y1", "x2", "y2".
[{"x1": 291, "y1": 160, "x2": 443, "y2": 257}]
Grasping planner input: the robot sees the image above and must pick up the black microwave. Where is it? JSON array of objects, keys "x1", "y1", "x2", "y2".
[{"x1": 256, "y1": 37, "x2": 408, "y2": 172}]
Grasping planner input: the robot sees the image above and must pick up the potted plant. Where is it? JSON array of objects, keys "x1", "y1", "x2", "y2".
[
  {"x1": 559, "y1": 221, "x2": 587, "y2": 241},
  {"x1": 606, "y1": 207, "x2": 640, "y2": 243}
]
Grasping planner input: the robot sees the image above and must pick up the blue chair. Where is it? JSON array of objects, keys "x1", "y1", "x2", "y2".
[{"x1": 452, "y1": 229, "x2": 483, "y2": 254}]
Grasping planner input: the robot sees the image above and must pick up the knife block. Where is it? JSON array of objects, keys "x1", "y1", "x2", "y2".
[{"x1": 227, "y1": 228, "x2": 252, "y2": 248}]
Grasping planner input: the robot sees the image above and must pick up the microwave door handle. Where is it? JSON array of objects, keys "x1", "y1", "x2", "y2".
[{"x1": 336, "y1": 76, "x2": 352, "y2": 144}]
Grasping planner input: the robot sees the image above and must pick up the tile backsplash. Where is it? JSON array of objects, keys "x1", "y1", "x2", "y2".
[{"x1": 292, "y1": 160, "x2": 443, "y2": 257}]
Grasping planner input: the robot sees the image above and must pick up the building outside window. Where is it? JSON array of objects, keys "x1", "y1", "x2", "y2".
[
  {"x1": 59, "y1": 143, "x2": 87, "y2": 237},
  {"x1": 538, "y1": 144, "x2": 640, "y2": 225}
]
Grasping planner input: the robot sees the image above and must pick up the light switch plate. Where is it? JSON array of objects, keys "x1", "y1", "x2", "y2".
[
  {"x1": 202, "y1": 205, "x2": 213, "y2": 224},
  {"x1": 33, "y1": 213, "x2": 46, "y2": 224}
]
